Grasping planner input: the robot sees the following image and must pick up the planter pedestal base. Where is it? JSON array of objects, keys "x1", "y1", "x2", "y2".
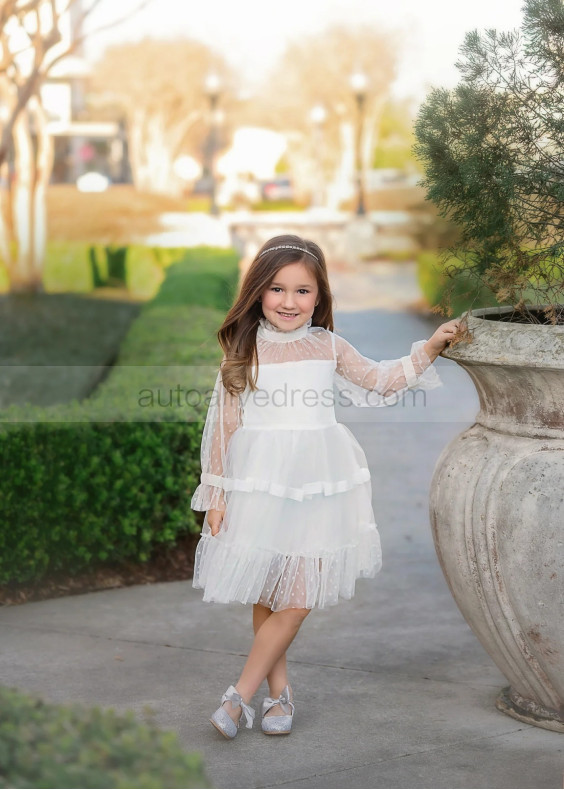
[{"x1": 496, "y1": 687, "x2": 564, "y2": 733}]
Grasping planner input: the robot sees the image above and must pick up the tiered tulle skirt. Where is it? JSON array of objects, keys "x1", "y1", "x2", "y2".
[{"x1": 192, "y1": 422, "x2": 382, "y2": 611}]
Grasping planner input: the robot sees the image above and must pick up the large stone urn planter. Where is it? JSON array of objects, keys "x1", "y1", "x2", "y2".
[{"x1": 430, "y1": 306, "x2": 564, "y2": 732}]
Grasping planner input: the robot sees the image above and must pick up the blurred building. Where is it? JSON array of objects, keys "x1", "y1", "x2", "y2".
[
  {"x1": 40, "y1": 0, "x2": 129, "y2": 185},
  {"x1": 215, "y1": 127, "x2": 287, "y2": 207}
]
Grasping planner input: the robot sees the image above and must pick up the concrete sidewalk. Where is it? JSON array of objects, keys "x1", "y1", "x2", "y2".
[{"x1": 0, "y1": 310, "x2": 562, "y2": 789}]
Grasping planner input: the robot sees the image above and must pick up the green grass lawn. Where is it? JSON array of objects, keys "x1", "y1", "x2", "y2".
[
  {"x1": 0, "y1": 246, "x2": 239, "y2": 411},
  {"x1": 0, "y1": 293, "x2": 141, "y2": 408}
]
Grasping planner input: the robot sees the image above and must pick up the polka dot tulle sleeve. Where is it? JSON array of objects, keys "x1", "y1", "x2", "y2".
[
  {"x1": 190, "y1": 365, "x2": 242, "y2": 512},
  {"x1": 333, "y1": 333, "x2": 442, "y2": 407}
]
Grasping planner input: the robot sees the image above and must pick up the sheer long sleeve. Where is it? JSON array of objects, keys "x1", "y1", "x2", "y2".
[
  {"x1": 333, "y1": 332, "x2": 442, "y2": 407},
  {"x1": 190, "y1": 364, "x2": 243, "y2": 511}
]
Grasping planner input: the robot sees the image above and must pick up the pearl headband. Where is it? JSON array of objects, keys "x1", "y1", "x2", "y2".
[{"x1": 258, "y1": 244, "x2": 319, "y2": 262}]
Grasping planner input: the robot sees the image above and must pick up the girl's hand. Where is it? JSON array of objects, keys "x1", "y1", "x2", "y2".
[
  {"x1": 207, "y1": 507, "x2": 225, "y2": 537},
  {"x1": 424, "y1": 319, "x2": 462, "y2": 362}
]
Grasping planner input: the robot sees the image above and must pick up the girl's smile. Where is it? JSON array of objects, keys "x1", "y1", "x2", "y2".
[{"x1": 260, "y1": 262, "x2": 319, "y2": 332}]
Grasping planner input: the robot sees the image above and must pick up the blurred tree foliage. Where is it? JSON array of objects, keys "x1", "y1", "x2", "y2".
[
  {"x1": 372, "y1": 100, "x2": 420, "y2": 171},
  {"x1": 241, "y1": 24, "x2": 400, "y2": 200},
  {"x1": 0, "y1": 0, "x2": 149, "y2": 292},
  {"x1": 89, "y1": 39, "x2": 238, "y2": 196}
]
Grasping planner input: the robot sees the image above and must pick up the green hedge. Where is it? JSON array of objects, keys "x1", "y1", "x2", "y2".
[
  {"x1": 43, "y1": 241, "x2": 94, "y2": 294},
  {"x1": 417, "y1": 250, "x2": 553, "y2": 315},
  {"x1": 41, "y1": 241, "x2": 166, "y2": 296},
  {"x1": 0, "y1": 686, "x2": 210, "y2": 789},
  {"x1": 150, "y1": 247, "x2": 240, "y2": 310},
  {"x1": 0, "y1": 421, "x2": 204, "y2": 582},
  {"x1": 0, "y1": 250, "x2": 239, "y2": 585},
  {"x1": 37, "y1": 242, "x2": 236, "y2": 300},
  {"x1": 417, "y1": 250, "x2": 502, "y2": 316}
]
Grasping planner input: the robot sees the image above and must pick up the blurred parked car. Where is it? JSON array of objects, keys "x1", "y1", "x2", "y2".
[{"x1": 260, "y1": 177, "x2": 294, "y2": 202}]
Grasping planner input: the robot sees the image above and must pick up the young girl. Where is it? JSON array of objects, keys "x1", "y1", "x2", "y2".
[{"x1": 190, "y1": 233, "x2": 459, "y2": 739}]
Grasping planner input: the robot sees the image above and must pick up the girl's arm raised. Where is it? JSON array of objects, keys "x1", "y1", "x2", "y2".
[
  {"x1": 190, "y1": 363, "x2": 242, "y2": 515},
  {"x1": 423, "y1": 319, "x2": 461, "y2": 362},
  {"x1": 332, "y1": 330, "x2": 444, "y2": 407}
]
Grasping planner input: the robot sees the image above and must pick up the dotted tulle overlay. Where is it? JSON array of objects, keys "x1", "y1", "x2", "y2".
[{"x1": 191, "y1": 317, "x2": 442, "y2": 610}]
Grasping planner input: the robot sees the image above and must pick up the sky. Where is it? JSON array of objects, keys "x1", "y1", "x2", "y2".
[{"x1": 83, "y1": 0, "x2": 526, "y2": 108}]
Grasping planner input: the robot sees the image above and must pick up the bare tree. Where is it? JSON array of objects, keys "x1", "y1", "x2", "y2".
[
  {"x1": 89, "y1": 38, "x2": 236, "y2": 196},
  {"x1": 244, "y1": 24, "x2": 400, "y2": 206},
  {"x1": 0, "y1": 0, "x2": 152, "y2": 293}
]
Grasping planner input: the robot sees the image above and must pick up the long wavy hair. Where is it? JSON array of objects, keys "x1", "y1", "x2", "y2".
[{"x1": 219, "y1": 234, "x2": 335, "y2": 395}]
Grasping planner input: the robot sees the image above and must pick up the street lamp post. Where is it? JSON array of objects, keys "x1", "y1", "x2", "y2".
[
  {"x1": 204, "y1": 72, "x2": 222, "y2": 216},
  {"x1": 350, "y1": 70, "x2": 368, "y2": 216},
  {"x1": 309, "y1": 103, "x2": 327, "y2": 208}
]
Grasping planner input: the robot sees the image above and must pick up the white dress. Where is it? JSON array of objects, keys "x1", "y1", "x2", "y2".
[{"x1": 190, "y1": 316, "x2": 442, "y2": 611}]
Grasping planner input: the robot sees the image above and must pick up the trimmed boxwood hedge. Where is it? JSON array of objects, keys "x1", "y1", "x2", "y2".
[
  {"x1": 0, "y1": 249, "x2": 239, "y2": 586},
  {"x1": 0, "y1": 685, "x2": 210, "y2": 789},
  {"x1": 416, "y1": 250, "x2": 553, "y2": 316},
  {"x1": 0, "y1": 420, "x2": 205, "y2": 583},
  {"x1": 416, "y1": 251, "x2": 501, "y2": 316},
  {"x1": 40, "y1": 241, "x2": 211, "y2": 298}
]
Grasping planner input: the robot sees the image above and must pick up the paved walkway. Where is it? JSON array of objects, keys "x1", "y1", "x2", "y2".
[
  {"x1": 141, "y1": 212, "x2": 233, "y2": 248},
  {"x1": 1, "y1": 302, "x2": 562, "y2": 788},
  {"x1": 329, "y1": 261, "x2": 423, "y2": 313}
]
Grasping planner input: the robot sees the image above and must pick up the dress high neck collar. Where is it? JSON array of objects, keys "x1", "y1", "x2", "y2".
[{"x1": 257, "y1": 315, "x2": 312, "y2": 343}]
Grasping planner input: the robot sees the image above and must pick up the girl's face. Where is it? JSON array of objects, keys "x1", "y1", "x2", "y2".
[{"x1": 260, "y1": 261, "x2": 319, "y2": 332}]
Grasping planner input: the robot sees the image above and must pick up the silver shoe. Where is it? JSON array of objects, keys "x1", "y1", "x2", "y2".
[
  {"x1": 261, "y1": 685, "x2": 295, "y2": 735},
  {"x1": 210, "y1": 684, "x2": 255, "y2": 739}
]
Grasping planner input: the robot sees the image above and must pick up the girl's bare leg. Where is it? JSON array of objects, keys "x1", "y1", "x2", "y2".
[
  {"x1": 222, "y1": 605, "x2": 310, "y2": 724},
  {"x1": 252, "y1": 603, "x2": 291, "y2": 717}
]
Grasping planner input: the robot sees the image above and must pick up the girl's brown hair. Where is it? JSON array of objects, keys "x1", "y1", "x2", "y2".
[{"x1": 218, "y1": 234, "x2": 335, "y2": 395}]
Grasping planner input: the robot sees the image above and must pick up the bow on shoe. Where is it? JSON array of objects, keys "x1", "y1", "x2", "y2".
[
  {"x1": 261, "y1": 685, "x2": 293, "y2": 717},
  {"x1": 221, "y1": 685, "x2": 255, "y2": 729}
]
